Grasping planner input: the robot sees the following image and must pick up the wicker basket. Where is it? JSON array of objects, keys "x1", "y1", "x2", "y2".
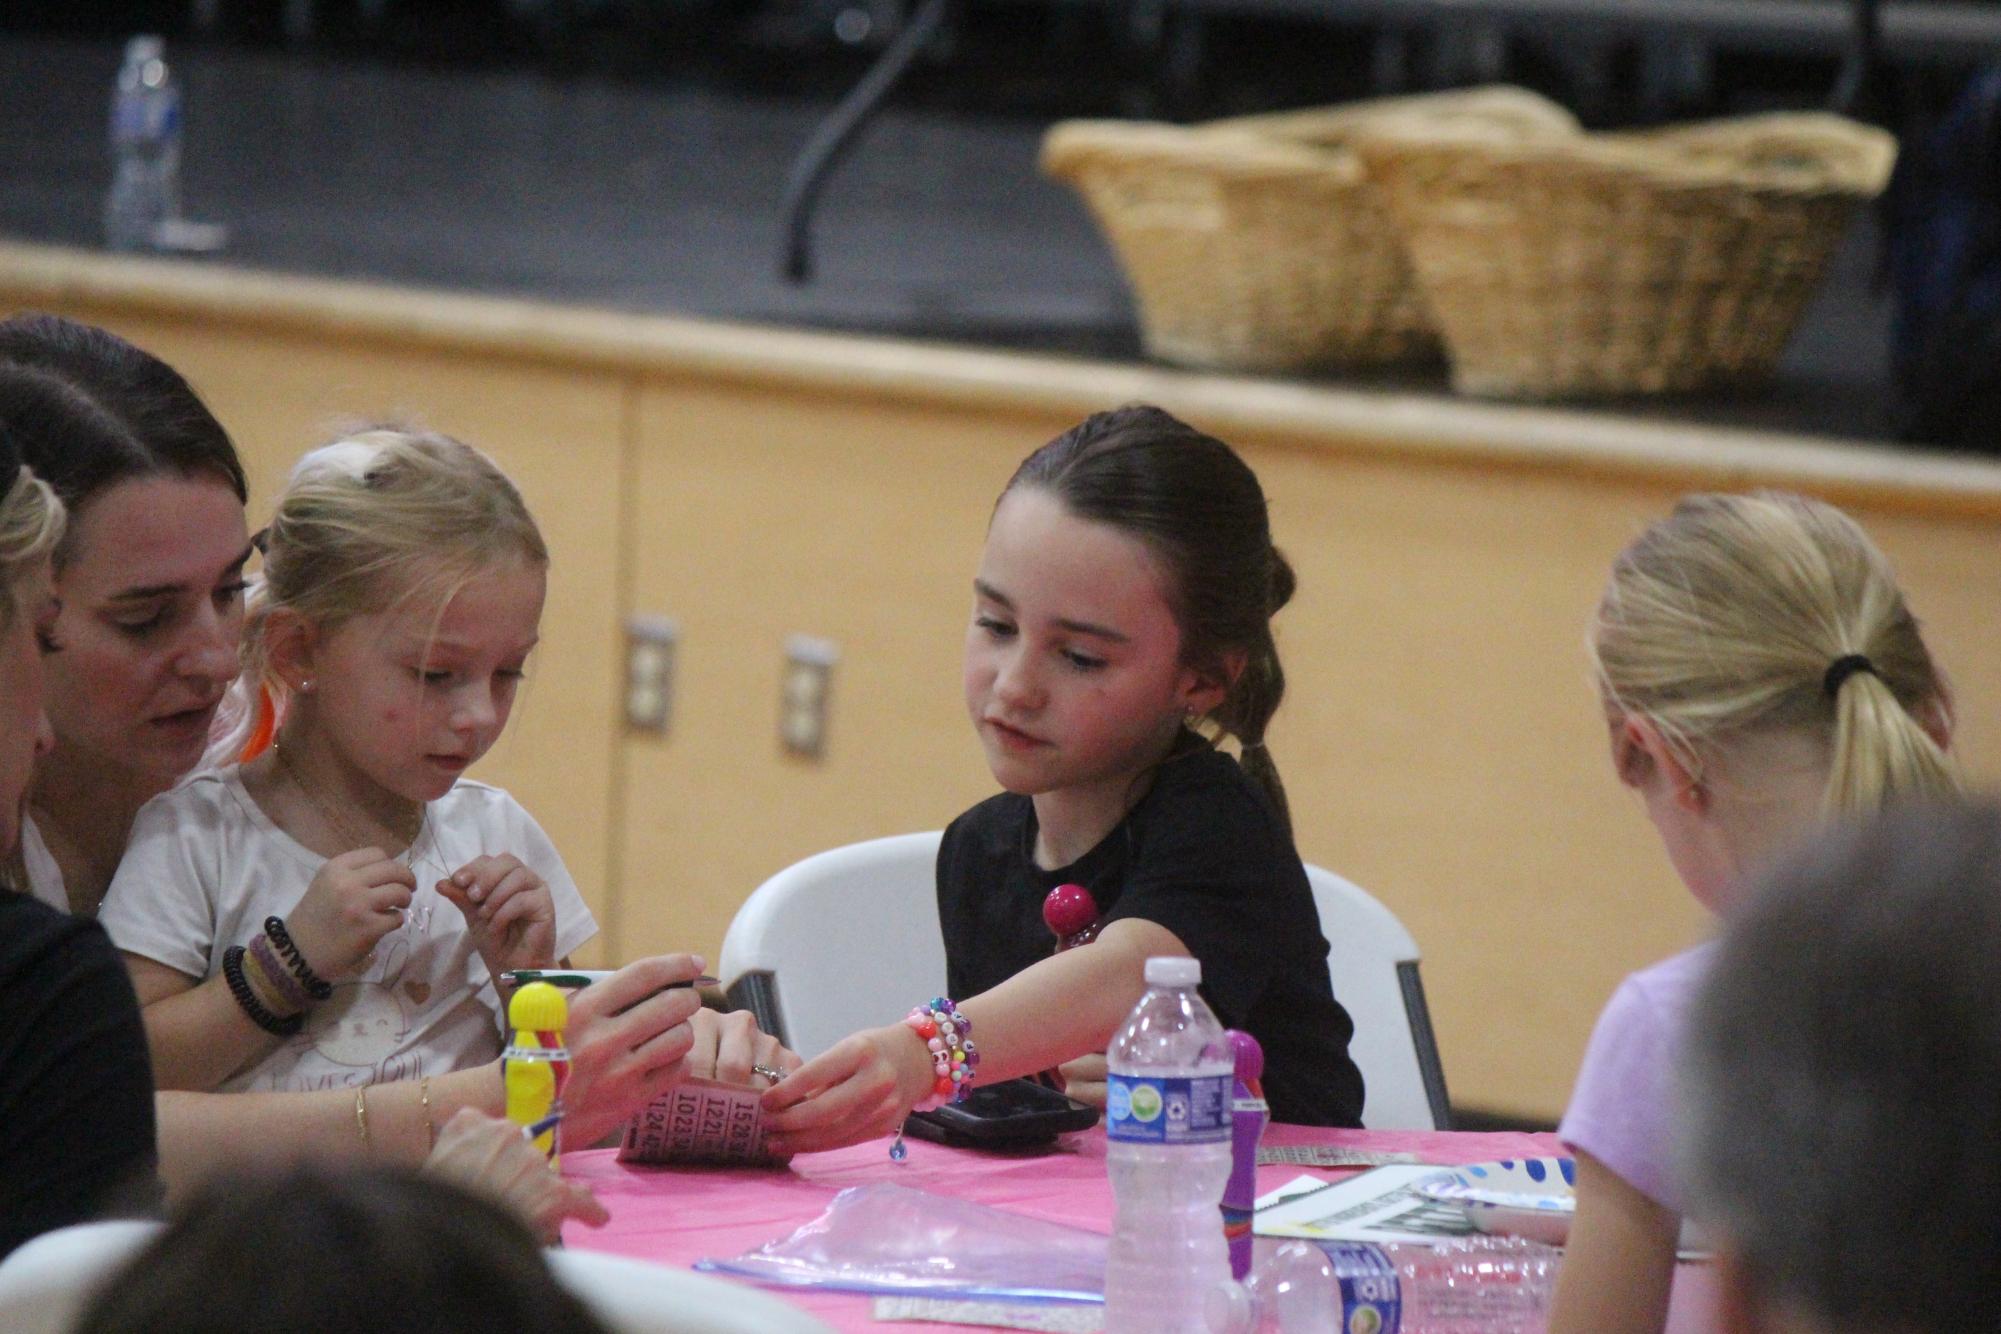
[
  {"x1": 1039, "y1": 87, "x2": 1578, "y2": 374},
  {"x1": 1353, "y1": 111, "x2": 1898, "y2": 398}
]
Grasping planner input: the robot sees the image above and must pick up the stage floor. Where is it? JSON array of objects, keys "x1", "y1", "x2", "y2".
[{"x1": 0, "y1": 32, "x2": 1901, "y2": 443}]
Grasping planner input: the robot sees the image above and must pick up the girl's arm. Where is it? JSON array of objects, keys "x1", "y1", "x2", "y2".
[
  {"x1": 1547, "y1": 1149, "x2": 1680, "y2": 1334},
  {"x1": 761, "y1": 916, "x2": 1187, "y2": 1153},
  {"x1": 124, "y1": 847, "x2": 423, "y2": 1088},
  {"x1": 125, "y1": 954, "x2": 288, "y2": 1091},
  {"x1": 154, "y1": 954, "x2": 712, "y2": 1199}
]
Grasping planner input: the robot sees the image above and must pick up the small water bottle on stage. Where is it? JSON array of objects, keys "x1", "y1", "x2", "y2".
[
  {"x1": 1104, "y1": 956, "x2": 1235, "y2": 1333},
  {"x1": 105, "y1": 36, "x2": 180, "y2": 251}
]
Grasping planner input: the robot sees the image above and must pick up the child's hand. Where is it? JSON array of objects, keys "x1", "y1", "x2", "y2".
[
  {"x1": 759, "y1": 1022, "x2": 939, "y2": 1155},
  {"x1": 436, "y1": 854, "x2": 557, "y2": 976},
  {"x1": 422, "y1": 1107, "x2": 609, "y2": 1245},
  {"x1": 1055, "y1": 1052, "x2": 1109, "y2": 1109},
  {"x1": 686, "y1": 1007, "x2": 799, "y2": 1088},
  {"x1": 287, "y1": 848, "x2": 418, "y2": 981}
]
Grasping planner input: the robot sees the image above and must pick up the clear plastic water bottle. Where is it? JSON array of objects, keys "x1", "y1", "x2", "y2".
[
  {"x1": 1104, "y1": 956, "x2": 1236, "y2": 1333},
  {"x1": 1208, "y1": 1235, "x2": 1559, "y2": 1333},
  {"x1": 1207, "y1": 1240, "x2": 1341, "y2": 1334},
  {"x1": 105, "y1": 35, "x2": 181, "y2": 251}
]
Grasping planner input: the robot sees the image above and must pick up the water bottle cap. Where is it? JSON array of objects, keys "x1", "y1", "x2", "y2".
[
  {"x1": 1144, "y1": 956, "x2": 1201, "y2": 987},
  {"x1": 508, "y1": 980, "x2": 569, "y2": 1031},
  {"x1": 125, "y1": 35, "x2": 164, "y2": 64}
]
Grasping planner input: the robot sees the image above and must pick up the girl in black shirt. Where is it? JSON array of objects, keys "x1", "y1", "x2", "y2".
[{"x1": 766, "y1": 406, "x2": 1363, "y2": 1148}]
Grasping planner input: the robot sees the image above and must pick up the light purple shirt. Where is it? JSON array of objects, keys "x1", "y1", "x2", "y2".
[{"x1": 1558, "y1": 942, "x2": 1717, "y2": 1213}]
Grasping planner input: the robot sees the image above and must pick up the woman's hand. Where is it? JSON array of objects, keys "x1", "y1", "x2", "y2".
[
  {"x1": 1055, "y1": 1053, "x2": 1108, "y2": 1109},
  {"x1": 685, "y1": 1007, "x2": 799, "y2": 1088},
  {"x1": 285, "y1": 847, "x2": 417, "y2": 981},
  {"x1": 759, "y1": 1023, "x2": 938, "y2": 1155},
  {"x1": 437, "y1": 853, "x2": 557, "y2": 977},
  {"x1": 559, "y1": 955, "x2": 705, "y2": 1146},
  {"x1": 422, "y1": 1107, "x2": 608, "y2": 1245}
]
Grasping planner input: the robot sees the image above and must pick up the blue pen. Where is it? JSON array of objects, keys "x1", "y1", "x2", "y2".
[{"x1": 521, "y1": 1109, "x2": 564, "y2": 1143}]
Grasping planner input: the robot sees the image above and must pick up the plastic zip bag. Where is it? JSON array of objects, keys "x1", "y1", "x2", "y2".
[{"x1": 696, "y1": 1183, "x2": 1107, "y2": 1302}]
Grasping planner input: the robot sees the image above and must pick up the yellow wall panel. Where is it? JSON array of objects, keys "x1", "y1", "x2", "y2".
[{"x1": 613, "y1": 383, "x2": 1057, "y2": 964}]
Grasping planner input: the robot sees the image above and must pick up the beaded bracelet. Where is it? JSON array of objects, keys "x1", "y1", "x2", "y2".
[
  {"x1": 263, "y1": 916, "x2": 333, "y2": 1001},
  {"x1": 904, "y1": 997, "x2": 978, "y2": 1109},
  {"x1": 222, "y1": 945, "x2": 304, "y2": 1037}
]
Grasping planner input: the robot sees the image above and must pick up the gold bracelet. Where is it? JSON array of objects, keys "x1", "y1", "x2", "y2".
[
  {"x1": 420, "y1": 1077, "x2": 435, "y2": 1152},
  {"x1": 354, "y1": 1086, "x2": 371, "y2": 1153}
]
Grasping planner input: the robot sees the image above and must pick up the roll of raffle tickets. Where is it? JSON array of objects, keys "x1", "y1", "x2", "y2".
[{"x1": 504, "y1": 981, "x2": 571, "y2": 1162}]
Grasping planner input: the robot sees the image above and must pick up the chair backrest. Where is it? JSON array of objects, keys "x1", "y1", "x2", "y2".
[
  {"x1": 1305, "y1": 864, "x2": 1451, "y2": 1131},
  {"x1": 719, "y1": 831, "x2": 947, "y2": 1061},
  {"x1": 0, "y1": 1220, "x2": 161, "y2": 1334},
  {"x1": 0, "y1": 1220, "x2": 833, "y2": 1334}
]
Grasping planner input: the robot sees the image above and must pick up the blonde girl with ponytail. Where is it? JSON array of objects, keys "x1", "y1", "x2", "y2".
[
  {"x1": 1550, "y1": 491, "x2": 1959, "y2": 1334},
  {"x1": 763, "y1": 405, "x2": 1365, "y2": 1151},
  {"x1": 100, "y1": 430, "x2": 789, "y2": 1130}
]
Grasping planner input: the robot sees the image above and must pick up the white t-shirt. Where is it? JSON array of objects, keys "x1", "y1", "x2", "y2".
[
  {"x1": 100, "y1": 767, "x2": 597, "y2": 1093},
  {"x1": 20, "y1": 813, "x2": 66, "y2": 914}
]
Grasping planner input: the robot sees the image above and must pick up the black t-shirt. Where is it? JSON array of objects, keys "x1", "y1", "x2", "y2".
[
  {"x1": 0, "y1": 892, "x2": 162, "y2": 1259},
  {"x1": 935, "y1": 737, "x2": 1365, "y2": 1127}
]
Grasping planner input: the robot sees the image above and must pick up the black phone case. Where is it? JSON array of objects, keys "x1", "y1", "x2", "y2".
[{"x1": 902, "y1": 1077, "x2": 1102, "y2": 1148}]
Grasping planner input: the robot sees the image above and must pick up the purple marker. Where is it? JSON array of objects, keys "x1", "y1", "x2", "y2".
[{"x1": 1222, "y1": 1029, "x2": 1269, "y2": 1280}]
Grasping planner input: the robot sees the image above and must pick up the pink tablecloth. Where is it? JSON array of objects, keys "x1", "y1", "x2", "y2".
[{"x1": 563, "y1": 1123, "x2": 1561, "y2": 1333}]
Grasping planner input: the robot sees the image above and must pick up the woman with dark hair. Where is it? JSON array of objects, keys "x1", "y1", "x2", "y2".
[
  {"x1": 0, "y1": 313, "x2": 250, "y2": 918},
  {"x1": 0, "y1": 314, "x2": 785, "y2": 1209}
]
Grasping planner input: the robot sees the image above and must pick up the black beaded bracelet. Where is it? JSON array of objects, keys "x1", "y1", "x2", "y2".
[
  {"x1": 223, "y1": 945, "x2": 304, "y2": 1037},
  {"x1": 263, "y1": 916, "x2": 333, "y2": 1001}
]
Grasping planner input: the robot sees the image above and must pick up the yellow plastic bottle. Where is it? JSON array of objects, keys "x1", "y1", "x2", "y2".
[{"x1": 504, "y1": 981, "x2": 571, "y2": 1163}]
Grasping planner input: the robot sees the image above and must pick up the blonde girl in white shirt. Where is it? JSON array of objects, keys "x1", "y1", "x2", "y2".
[{"x1": 107, "y1": 430, "x2": 606, "y2": 1096}]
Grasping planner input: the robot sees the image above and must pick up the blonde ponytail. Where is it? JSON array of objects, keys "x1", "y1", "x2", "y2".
[
  {"x1": 1827, "y1": 668, "x2": 1955, "y2": 813},
  {"x1": 1592, "y1": 492, "x2": 1958, "y2": 814},
  {"x1": 0, "y1": 468, "x2": 64, "y2": 624}
]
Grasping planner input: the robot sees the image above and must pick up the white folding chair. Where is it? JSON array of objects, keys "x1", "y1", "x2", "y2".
[
  {"x1": 0, "y1": 1220, "x2": 833, "y2": 1334},
  {"x1": 1305, "y1": 864, "x2": 1452, "y2": 1131},
  {"x1": 717, "y1": 836, "x2": 1451, "y2": 1130},
  {"x1": 719, "y1": 831, "x2": 947, "y2": 1061},
  {"x1": 0, "y1": 1219, "x2": 162, "y2": 1334}
]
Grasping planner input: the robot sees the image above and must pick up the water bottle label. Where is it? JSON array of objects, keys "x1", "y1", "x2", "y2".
[
  {"x1": 1105, "y1": 1073, "x2": 1230, "y2": 1144},
  {"x1": 1320, "y1": 1242, "x2": 1403, "y2": 1334}
]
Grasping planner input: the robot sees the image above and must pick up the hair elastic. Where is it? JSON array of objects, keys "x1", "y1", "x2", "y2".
[
  {"x1": 263, "y1": 916, "x2": 334, "y2": 1001},
  {"x1": 222, "y1": 945, "x2": 304, "y2": 1037},
  {"x1": 245, "y1": 933, "x2": 312, "y2": 1015},
  {"x1": 1824, "y1": 654, "x2": 1879, "y2": 699}
]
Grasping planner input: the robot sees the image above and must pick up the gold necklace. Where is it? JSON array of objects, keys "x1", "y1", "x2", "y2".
[{"x1": 272, "y1": 740, "x2": 426, "y2": 862}]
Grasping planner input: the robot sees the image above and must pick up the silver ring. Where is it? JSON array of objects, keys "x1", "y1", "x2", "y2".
[{"x1": 752, "y1": 1064, "x2": 786, "y2": 1084}]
